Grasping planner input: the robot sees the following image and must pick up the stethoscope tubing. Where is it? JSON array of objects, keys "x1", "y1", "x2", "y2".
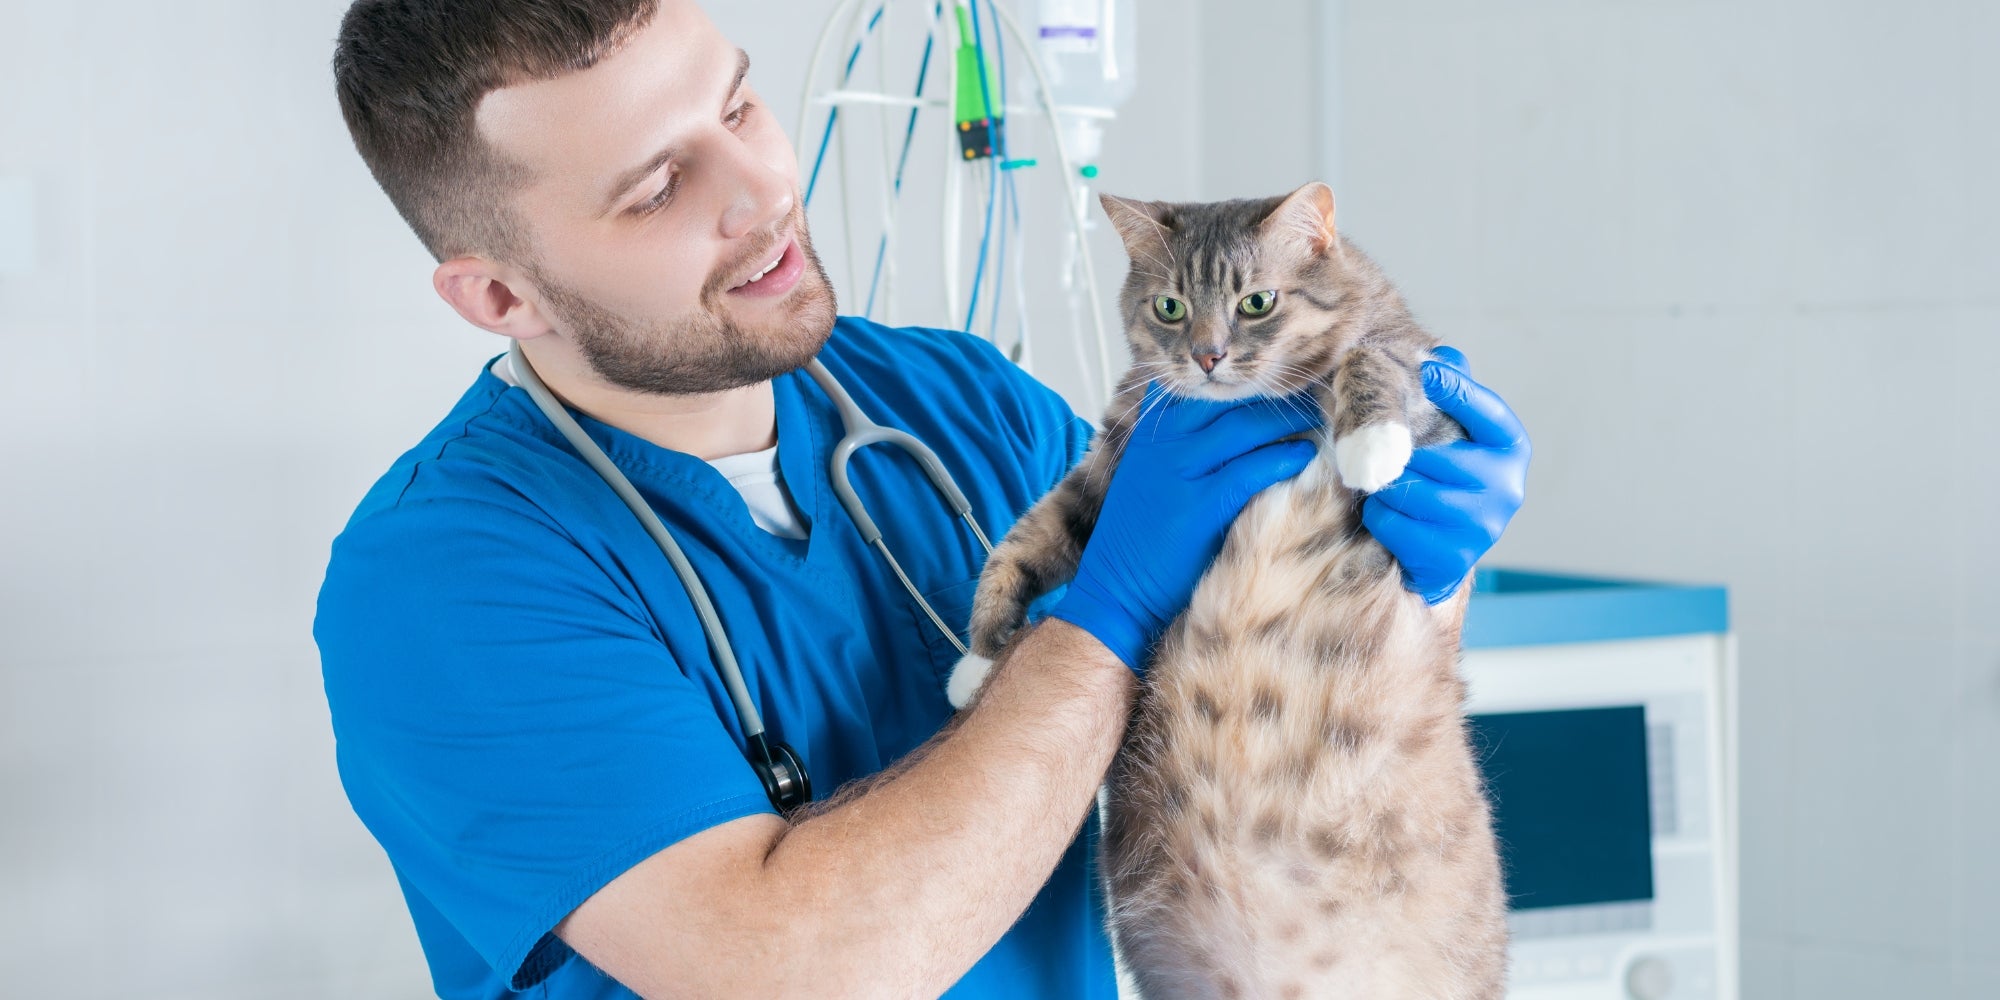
[
  {"x1": 508, "y1": 341, "x2": 776, "y2": 744},
  {"x1": 806, "y1": 358, "x2": 995, "y2": 655},
  {"x1": 506, "y1": 341, "x2": 994, "y2": 739}
]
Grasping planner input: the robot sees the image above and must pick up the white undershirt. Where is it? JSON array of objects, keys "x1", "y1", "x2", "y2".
[
  {"x1": 703, "y1": 444, "x2": 809, "y2": 539},
  {"x1": 492, "y1": 355, "x2": 809, "y2": 540}
]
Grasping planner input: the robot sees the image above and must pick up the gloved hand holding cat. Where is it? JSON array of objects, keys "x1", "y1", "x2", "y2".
[
  {"x1": 1364, "y1": 346, "x2": 1531, "y2": 605},
  {"x1": 1047, "y1": 386, "x2": 1325, "y2": 670}
]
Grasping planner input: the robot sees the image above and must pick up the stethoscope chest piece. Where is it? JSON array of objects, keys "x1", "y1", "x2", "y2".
[{"x1": 756, "y1": 738, "x2": 812, "y2": 814}]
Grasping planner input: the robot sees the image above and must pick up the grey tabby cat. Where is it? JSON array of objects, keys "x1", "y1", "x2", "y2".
[{"x1": 956, "y1": 182, "x2": 1508, "y2": 999}]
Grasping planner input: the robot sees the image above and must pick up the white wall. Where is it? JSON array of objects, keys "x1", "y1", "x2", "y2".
[
  {"x1": 1269, "y1": 1, "x2": 1996, "y2": 997},
  {"x1": 3, "y1": 2, "x2": 485, "y2": 995},
  {"x1": 9, "y1": 1, "x2": 1991, "y2": 997},
  {"x1": 0, "y1": 1, "x2": 1195, "y2": 997}
]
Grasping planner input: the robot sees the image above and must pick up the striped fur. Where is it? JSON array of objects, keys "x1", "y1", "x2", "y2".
[{"x1": 966, "y1": 183, "x2": 1508, "y2": 999}]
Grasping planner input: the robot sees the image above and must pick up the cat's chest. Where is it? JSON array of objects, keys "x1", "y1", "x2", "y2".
[{"x1": 1228, "y1": 450, "x2": 1360, "y2": 557}]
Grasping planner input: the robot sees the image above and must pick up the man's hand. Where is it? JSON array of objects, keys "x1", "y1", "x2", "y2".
[
  {"x1": 1363, "y1": 346, "x2": 1531, "y2": 604},
  {"x1": 1051, "y1": 386, "x2": 1323, "y2": 671}
]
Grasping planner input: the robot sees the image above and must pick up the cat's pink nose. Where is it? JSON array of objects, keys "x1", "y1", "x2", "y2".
[{"x1": 1192, "y1": 350, "x2": 1226, "y2": 373}]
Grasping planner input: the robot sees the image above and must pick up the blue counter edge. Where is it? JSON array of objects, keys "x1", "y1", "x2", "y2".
[{"x1": 1462, "y1": 567, "x2": 1730, "y2": 650}]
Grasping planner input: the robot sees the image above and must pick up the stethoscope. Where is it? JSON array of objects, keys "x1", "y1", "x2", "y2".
[{"x1": 507, "y1": 341, "x2": 994, "y2": 814}]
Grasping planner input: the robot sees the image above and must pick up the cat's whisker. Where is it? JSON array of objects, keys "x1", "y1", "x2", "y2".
[
  {"x1": 1266, "y1": 360, "x2": 1329, "y2": 395},
  {"x1": 1258, "y1": 366, "x2": 1323, "y2": 407},
  {"x1": 1103, "y1": 391, "x2": 1150, "y2": 427},
  {"x1": 1256, "y1": 364, "x2": 1336, "y2": 410},
  {"x1": 1100, "y1": 387, "x2": 1153, "y2": 435},
  {"x1": 1134, "y1": 388, "x2": 1174, "y2": 444},
  {"x1": 1081, "y1": 387, "x2": 1158, "y2": 496},
  {"x1": 1273, "y1": 392, "x2": 1322, "y2": 437}
]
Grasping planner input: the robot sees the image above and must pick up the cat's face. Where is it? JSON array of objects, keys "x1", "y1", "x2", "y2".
[{"x1": 1102, "y1": 183, "x2": 1354, "y2": 401}]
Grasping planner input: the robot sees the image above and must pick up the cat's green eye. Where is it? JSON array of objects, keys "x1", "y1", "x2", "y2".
[
  {"x1": 1152, "y1": 296, "x2": 1188, "y2": 323},
  {"x1": 1238, "y1": 290, "x2": 1278, "y2": 317}
]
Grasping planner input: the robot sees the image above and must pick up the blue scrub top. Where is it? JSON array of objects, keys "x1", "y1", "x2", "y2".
[{"x1": 314, "y1": 317, "x2": 1109, "y2": 999}]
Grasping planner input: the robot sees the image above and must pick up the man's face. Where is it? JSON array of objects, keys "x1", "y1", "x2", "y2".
[{"x1": 475, "y1": 0, "x2": 836, "y2": 395}]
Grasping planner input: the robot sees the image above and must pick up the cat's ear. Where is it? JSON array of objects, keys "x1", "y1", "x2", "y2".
[
  {"x1": 1099, "y1": 193, "x2": 1174, "y2": 266},
  {"x1": 1260, "y1": 181, "x2": 1339, "y2": 257}
]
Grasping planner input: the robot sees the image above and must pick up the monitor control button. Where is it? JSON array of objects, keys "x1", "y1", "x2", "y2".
[{"x1": 1626, "y1": 955, "x2": 1674, "y2": 999}]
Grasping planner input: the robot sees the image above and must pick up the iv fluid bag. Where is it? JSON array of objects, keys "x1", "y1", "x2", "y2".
[{"x1": 1028, "y1": 0, "x2": 1137, "y2": 112}]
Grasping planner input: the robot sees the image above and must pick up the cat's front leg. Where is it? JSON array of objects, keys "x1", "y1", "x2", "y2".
[
  {"x1": 965, "y1": 381, "x2": 1145, "y2": 666},
  {"x1": 966, "y1": 443, "x2": 1117, "y2": 661},
  {"x1": 1326, "y1": 344, "x2": 1425, "y2": 493},
  {"x1": 952, "y1": 448, "x2": 1120, "y2": 706}
]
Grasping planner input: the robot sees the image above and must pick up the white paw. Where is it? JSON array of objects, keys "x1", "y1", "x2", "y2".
[
  {"x1": 945, "y1": 652, "x2": 996, "y2": 709},
  {"x1": 1334, "y1": 422, "x2": 1413, "y2": 493}
]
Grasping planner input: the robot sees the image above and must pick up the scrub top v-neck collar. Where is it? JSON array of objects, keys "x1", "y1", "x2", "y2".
[{"x1": 492, "y1": 364, "x2": 841, "y2": 573}]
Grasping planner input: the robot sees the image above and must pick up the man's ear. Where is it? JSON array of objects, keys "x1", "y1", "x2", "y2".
[{"x1": 433, "y1": 257, "x2": 555, "y2": 340}]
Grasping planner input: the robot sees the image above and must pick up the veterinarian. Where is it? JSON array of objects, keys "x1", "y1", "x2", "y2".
[{"x1": 312, "y1": 1, "x2": 1531, "y2": 997}]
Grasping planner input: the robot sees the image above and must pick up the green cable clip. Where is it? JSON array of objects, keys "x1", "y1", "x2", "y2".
[{"x1": 953, "y1": 3, "x2": 1004, "y2": 161}]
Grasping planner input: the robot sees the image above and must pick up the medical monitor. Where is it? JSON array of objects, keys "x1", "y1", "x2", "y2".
[{"x1": 1459, "y1": 570, "x2": 1736, "y2": 1000}]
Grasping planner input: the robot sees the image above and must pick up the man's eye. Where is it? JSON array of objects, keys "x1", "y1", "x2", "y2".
[
  {"x1": 633, "y1": 170, "x2": 678, "y2": 216},
  {"x1": 630, "y1": 99, "x2": 754, "y2": 218}
]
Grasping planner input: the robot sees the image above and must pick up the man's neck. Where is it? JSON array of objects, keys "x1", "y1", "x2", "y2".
[{"x1": 515, "y1": 341, "x2": 778, "y2": 461}]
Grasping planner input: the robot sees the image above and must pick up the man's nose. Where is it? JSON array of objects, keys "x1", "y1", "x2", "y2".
[{"x1": 717, "y1": 143, "x2": 795, "y2": 240}]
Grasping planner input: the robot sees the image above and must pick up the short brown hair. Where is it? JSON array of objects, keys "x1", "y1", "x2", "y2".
[{"x1": 333, "y1": 0, "x2": 660, "y2": 262}]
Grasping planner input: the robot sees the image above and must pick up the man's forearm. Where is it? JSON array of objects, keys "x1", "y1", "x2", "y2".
[{"x1": 757, "y1": 617, "x2": 1135, "y2": 996}]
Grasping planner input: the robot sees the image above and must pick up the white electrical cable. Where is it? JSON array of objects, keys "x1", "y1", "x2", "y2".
[
  {"x1": 984, "y1": 0, "x2": 1115, "y2": 405},
  {"x1": 1009, "y1": 178, "x2": 1034, "y2": 371},
  {"x1": 796, "y1": 0, "x2": 864, "y2": 175},
  {"x1": 1100, "y1": 0, "x2": 1119, "y2": 83},
  {"x1": 836, "y1": 0, "x2": 871, "y2": 299},
  {"x1": 939, "y1": 2, "x2": 962, "y2": 327},
  {"x1": 797, "y1": 0, "x2": 1115, "y2": 409},
  {"x1": 811, "y1": 90, "x2": 1117, "y2": 122},
  {"x1": 1065, "y1": 248, "x2": 1095, "y2": 397},
  {"x1": 883, "y1": 2, "x2": 947, "y2": 325},
  {"x1": 873, "y1": 12, "x2": 898, "y2": 323}
]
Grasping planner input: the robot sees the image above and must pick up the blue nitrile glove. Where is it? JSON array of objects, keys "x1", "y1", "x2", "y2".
[
  {"x1": 1051, "y1": 386, "x2": 1323, "y2": 672},
  {"x1": 1363, "y1": 346, "x2": 1531, "y2": 604}
]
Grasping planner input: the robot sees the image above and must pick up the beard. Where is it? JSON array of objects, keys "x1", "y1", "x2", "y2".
[{"x1": 530, "y1": 207, "x2": 839, "y2": 396}]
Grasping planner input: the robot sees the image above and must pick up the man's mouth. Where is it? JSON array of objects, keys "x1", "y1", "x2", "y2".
[
  {"x1": 727, "y1": 238, "x2": 804, "y2": 298},
  {"x1": 737, "y1": 249, "x2": 782, "y2": 286}
]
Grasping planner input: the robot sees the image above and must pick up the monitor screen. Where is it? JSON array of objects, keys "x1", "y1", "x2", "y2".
[{"x1": 1467, "y1": 705, "x2": 1655, "y2": 911}]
